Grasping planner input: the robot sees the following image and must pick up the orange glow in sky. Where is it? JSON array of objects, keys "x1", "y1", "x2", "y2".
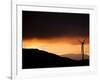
[{"x1": 22, "y1": 37, "x2": 89, "y2": 56}]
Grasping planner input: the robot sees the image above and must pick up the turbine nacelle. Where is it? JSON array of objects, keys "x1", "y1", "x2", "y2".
[{"x1": 78, "y1": 39, "x2": 85, "y2": 44}]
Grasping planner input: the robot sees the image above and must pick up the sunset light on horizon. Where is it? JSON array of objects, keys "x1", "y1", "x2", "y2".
[
  {"x1": 22, "y1": 37, "x2": 89, "y2": 56},
  {"x1": 22, "y1": 10, "x2": 90, "y2": 69}
]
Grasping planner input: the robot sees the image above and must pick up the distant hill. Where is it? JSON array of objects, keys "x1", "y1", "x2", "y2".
[
  {"x1": 22, "y1": 48, "x2": 89, "y2": 69},
  {"x1": 61, "y1": 54, "x2": 89, "y2": 60}
]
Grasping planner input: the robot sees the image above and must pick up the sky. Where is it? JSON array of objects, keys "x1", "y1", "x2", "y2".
[{"x1": 22, "y1": 11, "x2": 89, "y2": 56}]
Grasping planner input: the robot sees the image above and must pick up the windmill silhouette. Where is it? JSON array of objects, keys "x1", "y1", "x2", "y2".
[{"x1": 79, "y1": 39, "x2": 85, "y2": 61}]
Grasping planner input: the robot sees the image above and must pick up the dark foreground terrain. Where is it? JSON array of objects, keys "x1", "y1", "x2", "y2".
[{"x1": 22, "y1": 48, "x2": 89, "y2": 69}]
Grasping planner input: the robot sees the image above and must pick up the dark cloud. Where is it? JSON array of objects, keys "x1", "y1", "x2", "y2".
[{"x1": 22, "y1": 11, "x2": 89, "y2": 39}]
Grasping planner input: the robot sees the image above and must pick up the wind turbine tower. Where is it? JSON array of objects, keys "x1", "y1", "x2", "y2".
[{"x1": 80, "y1": 40, "x2": 85, "y2": 61}]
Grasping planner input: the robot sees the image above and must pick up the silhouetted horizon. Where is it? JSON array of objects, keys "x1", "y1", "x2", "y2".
[
  {"x1": 22, "y1": 11, "x2": 89, "y2": 69},
  {"x1": 23, "y1": 48, "x2": 89, "y2": 60},
  {"x1": 22, "y1": 48, "x2": 89, "y2": 69}
]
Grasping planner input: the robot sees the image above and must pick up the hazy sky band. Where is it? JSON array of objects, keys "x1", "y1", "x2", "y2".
[
  {"x1": 22, "y1": 11, "x2": 89, "y2": 55},
  {"x1": 22, "y1": 11, "x2": 89, "y2": 39}
]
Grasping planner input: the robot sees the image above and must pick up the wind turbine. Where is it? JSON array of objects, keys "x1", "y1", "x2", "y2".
[{"x1": 79, "y1": 39, "x2": 85, "y2": 61}]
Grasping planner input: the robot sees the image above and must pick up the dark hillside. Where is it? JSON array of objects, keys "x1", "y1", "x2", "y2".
[{"x1": 22, "y1": 48, "x2": 89, "y2": 69}]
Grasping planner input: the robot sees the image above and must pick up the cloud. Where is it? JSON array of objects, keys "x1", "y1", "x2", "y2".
[{"x1": 22, "y1": 11, "x2": 89, "y2": 39}]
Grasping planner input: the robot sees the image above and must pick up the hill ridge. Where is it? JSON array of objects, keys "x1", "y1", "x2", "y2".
[{"x1": 22, "y1": 48, "x2": 89, "y2": 69}]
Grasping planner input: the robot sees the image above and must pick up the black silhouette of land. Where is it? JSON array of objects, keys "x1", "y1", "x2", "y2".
[
  {"x1": 22, "y1": 48, "x2": 89, "y2": 69},
  {"x1": 61, "y1": 54, "x2": 89, "y2": 60}
]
